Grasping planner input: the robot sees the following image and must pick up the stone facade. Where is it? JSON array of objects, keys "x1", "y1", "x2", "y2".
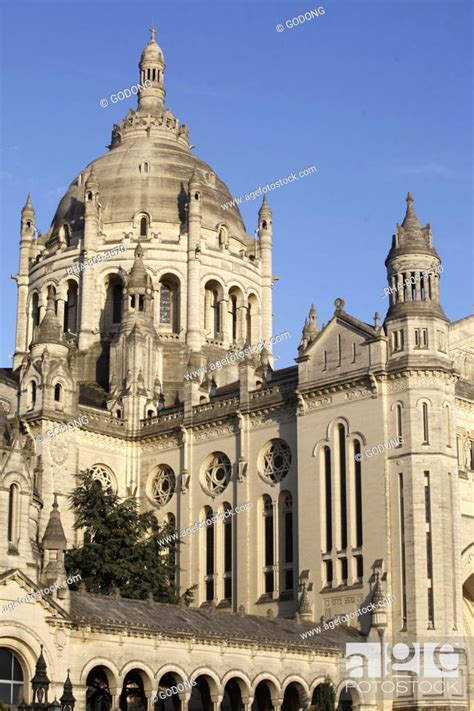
[{"x1": 0, "y1": 28, "x2": 473, "y2": 711}]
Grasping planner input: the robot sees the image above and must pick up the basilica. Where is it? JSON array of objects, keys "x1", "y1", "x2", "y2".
[{"x1": 0, "y1": 28, "x2": 472, "y2": 711}]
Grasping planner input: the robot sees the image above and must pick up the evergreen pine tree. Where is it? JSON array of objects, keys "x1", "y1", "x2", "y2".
[{"x1": 65, "y1": 470, "x2": 194, "y2": 604}]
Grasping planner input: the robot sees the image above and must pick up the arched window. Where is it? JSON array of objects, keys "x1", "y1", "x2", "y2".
[
  {"x1": 354, "y1": 441, "x2": 363, "y2": 548},
  {"x1": 204, "y1": 281, "x2": 221, "y2": 339},
  {"x1": 139, "y1": 216, "x2": 148, "y2": 237},
  {"x1": 86, "y1": 667, "x2": 112, "y2": 711},
  {"x1": 262, "y1": 495, "x2": 274, "y2": 595},
  {"x1": 396, "y1": 403, "x2": 403, "y2": 442},
  {"x1": 7, "y1": 484, "x2": 20, "y2": 545},
  {"x1": 324, "y1": 446, "x2": 332, "y2": 552},
  {"x1": 102, "y1": 274, "x2": 124, "y2": 331},
  {"x1": 64, "y1": 281, "x2": 78, "y2": 333},
  {"x1": 0, "y1": 648, "x2": 24, "y2": 705},
  {"x1": 223, "y1": 502, "x2": 232, "y2": 600},
  {"x1": 422, "y1": 403, "x2": 429, "y2": 444},
  {"x1": 30, "y1": 381, "x2": 37, "y2": 409},
  {"x1": 159, "y1": 276, "x2": 180, "y2": 332},
  {"x1": 279, "y1": 492, "x2": 293, "y2": 592},
  {"x1": 338, "y1": 423, "x2": 348, "y2": 550},
  {"x1": 204, "y1": 506, "x2": 215, "y2": 602},
  {"x1": 54, "y1": 383, "x2": 62, "y2": 402}
]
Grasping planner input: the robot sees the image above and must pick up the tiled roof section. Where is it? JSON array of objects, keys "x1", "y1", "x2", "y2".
[
  {"x1": 0, "y1": 368, "x2": 19, "y2": 384},
  {"x1": 79, "y1": 382, "x2": 108, "y2": 408},
  {"x1": 70, "y1": 591, "x2": 364, "y2": 651},
  {"x1": 456, "y1": 378, "x2": 474, "y2": 401}
]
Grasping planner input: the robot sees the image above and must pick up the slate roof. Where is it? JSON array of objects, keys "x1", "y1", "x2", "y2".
[{"x1": 69, "y1": 591, "x2": 364, "y2": 652}]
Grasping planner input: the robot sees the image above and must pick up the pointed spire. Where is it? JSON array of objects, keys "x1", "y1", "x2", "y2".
[
  {"x1": 258, "y1": 193, "x2": 272, "y2": 217},
  {"x1": 42, "y1": 494, "x2": 67, "y2": 550},
  {"x1": 189, "y1": 167, "x2": 201, "y2": 187},
  {"x1": 127, "y1": 242, "x2": 149, "y2": 289},
  {"x1": 22, "y1": 193, "x2": 35, "y2": 214},
  {"x1": 32, "y1": 644, "x2": 50, "y2": 704},
  {"x1": 401, "y1": 191, "x2": 423, "y2": 237},
  {"x1": 85, "y1": 164, "x2": 99, "y2": 188}
]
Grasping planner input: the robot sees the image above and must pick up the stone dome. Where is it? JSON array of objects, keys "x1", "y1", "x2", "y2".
[
  {"x1": 50, "y1": 138, "x2": 246, "y2": 239},
  {"x1": 50, "y1": 129, "x2": 246, "y2": 242}
]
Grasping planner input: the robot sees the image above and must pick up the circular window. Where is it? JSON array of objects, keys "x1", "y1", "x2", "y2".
[
  {"x1": 148, "y1": 465, "x2": 176, "y2": 507},
  {"x1": 202, "y1": 452, "x2": 232, "y2": 496},
  {"x1": 89, "y1": 464, "x2": 115, "y2": 491},
  {"x1": 259, "y1": 439, "x2": 292, "y2": 484}
]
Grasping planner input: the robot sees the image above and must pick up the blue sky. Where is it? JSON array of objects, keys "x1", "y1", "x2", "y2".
[{"x1": 0, "y1": 0, "x2": 472, "y2": 368}]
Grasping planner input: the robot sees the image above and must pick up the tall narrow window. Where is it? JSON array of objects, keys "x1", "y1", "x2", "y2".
[
  {"x1": 422, "y1": 403, "x2": 429, "y2": 444},
  {"x1": 339, "y1": 424, "x2": 347, "y2": 550},
  {"x1": 424, "y1": 472, "x2": 434, "y2": 628},
  {"x1": 340, "y1": 557, "x2": 348, "y2": 585},
  {"x1": 324, "y1": 447, "x2": 332, "y2": 552},
  {"x1": 30, "y1": 381, "x2": 37, "y2": 409},
  {"x1": 205, "y1": 507, "x2": 215, "y2": 602},
  {"x1": 322, "y1": 350, "x2": 327, "y2": 371},
  {"x1": 7, "y1": 484, "x2": 19, "y2": 545},
  {"x1": 231, "y1": 295, "x2": 237, "y2": 342},
  {"x1": 112, "y1": 284, "x2": 123, "y2": 323},
  {"x1": 352, "y1": 342, "x2": 356, "y2": 363},
  {"x1": 212, "y1": 290, "x2": 220, "y2": 336},
  {"x1": 280, "y1": 492, "x2": 294, "y2": 592},
  {"x1": 54, "y1": 383, "x2": 62, "y2": 402},
  {"x1": 32, "y1": 292, "x2": 40, "y2": 328},
  {"x1": 325, "y1": 560, "x2": 333, "y2": 587},
  {"x1": 354, "y1": 441, "x2": 363, "y2": 547},
  {"x1": 64, "y1": 282, "x2": 78, "y2": 333},
  {"x1": 223, "y1": 504, "x2": 232, "y2": 600},
  {"x1": 396, "y1": 403, "x2": 403, "y2": 442},
  {"x1": 263, "y1": 496, "x2": 274, "y2": 595},
  {"x1": 160, "y1": 285, "x2": 171, "y2": 323},
  {"x1": 337, "y1": 334, "x2": 342, "y2": 366},
  {"x1": 399, "y1": 473, "x2": 407, "y2": 628},
  {"x1": 139, "y1": 216, "x2": 148, "y2": 237},
  {"x1": 355, "y1": 554, "x2": 363, "y2": 582}
]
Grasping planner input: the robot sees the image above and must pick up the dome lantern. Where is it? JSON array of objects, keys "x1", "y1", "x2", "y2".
[{"x1": 138, "y1": 26, "x2": 166, "y2": 113}]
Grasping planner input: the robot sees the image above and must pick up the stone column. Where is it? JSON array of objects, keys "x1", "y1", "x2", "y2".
[
  {"x1": 186, "y1": 172, "x2": 202, "y2": 352},
  {"x1": 56, "y1": 297, "x2": 66, "y2": 331},
  {"x1": 405, "y1": 272, "x2": 412, "y2": 300},
  {"x1": 414, "y1": 272, "x2": 422, "y2": 301},
  {"x1": 219, "y1": 298, "x2": 229, "y2": 345}
]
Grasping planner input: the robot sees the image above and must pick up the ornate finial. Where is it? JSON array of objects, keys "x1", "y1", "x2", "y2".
[
  {"x1": 406, "y1": 192, "x2": 414, "y2": 205},
  {"x1": 374, "y1": 312, "x2": 381, "y2": 329},
  {"x1": 53, "y1": 493, "x2": 59, "y2": 510},
  {"x1": 134, "y1": 242, "x2": 144, "y2": 259},
  {"x1": 334, "y1": 297, "x2": 345, "y2": 312},
  {"x1": 150, "y1": 26, "x2": 156, "y2": 42}
]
